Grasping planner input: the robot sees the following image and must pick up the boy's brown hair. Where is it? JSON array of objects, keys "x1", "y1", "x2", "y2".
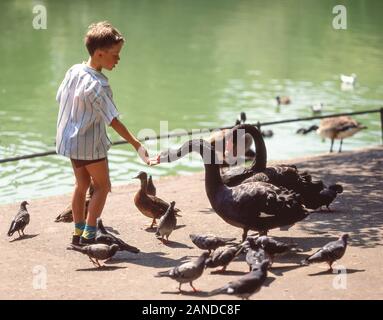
[{"x1": 84, "y1": 21, "x2": 124, "y2": 56}]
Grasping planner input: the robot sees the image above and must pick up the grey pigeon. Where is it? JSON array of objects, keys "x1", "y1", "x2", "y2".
[
  {"x1": 189, "y1": 234, "x2": 237, "y2": 254},
  {"x1": 301, "y1": 234, "x2": 349, "y2": 271},
  {"x1": 8, "y1": 201, "x2": 30, "y2": 238},
  {"x1": 147, "y1": 175, "x2": 156, "y2": 196},
  {"x1": 208, "y1": 260, "x2": 270, "y2": 300},
  {"x1": 255, "y1": 236, "x2": 298, "y2": 265},
  {"x1": 155, "y1": 251, "x2": 210, "y2": 292},
  {"x1": 244, "y1": 237, "x2": 267, "y2": 271},
  {"x1": 155, "y1": 201, "x2": 177, "y2": 243},
  {"x1": 96, "y1": 219, "x2": 139, "y2": 253},
  {"x1": 205, "y1": 245, "x2": 244, "y2": 272},
  {"x1": 67, "y1": 243, "x2": 119, "y2": 267}
]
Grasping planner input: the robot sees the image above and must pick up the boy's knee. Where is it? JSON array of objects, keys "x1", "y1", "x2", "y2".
[
  {"x1": 93, "y1": 180, "x2": 111, "y2": 195},
  {"x1": 75, "y1": 181, "x2": 91, "y2": 194}
]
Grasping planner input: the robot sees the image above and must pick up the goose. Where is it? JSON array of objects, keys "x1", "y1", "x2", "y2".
[
  {"x1": 158, "y1": 136, "x2": 309, "y2": 242},
  {"x1": 340, "y1": 73, "x2": 356, "y2": 85},
  {"x1": 133, "y1": 171, "x2": 181, "y2": 228},
  {"x1": 297, "y1": 116, "x2": 367, "y2": 152},
  {"x1": 276, "y1": 96, "x2": 291, "y2": 105}
]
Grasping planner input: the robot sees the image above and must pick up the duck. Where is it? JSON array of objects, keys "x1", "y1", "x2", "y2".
[
  {"x1": 54, "y1": 183, "x2": 94, "y2": 223},
  {"x1": 158, "y1": 136, "x2": 309, "y2": 242},
  {"x1": 340, "y1": 73, "x2": 356, "y2": 85},
  {"x1": 133, "y1": 171, "x2": 181, "y2": 228},
  {"x1": 147, "y1": 175, "x2": 156, "y2": 196},
  {"x1": 311, "y1": 103, "x2": 324, "y2": 114},
  {"x1": 296, "y1": 116, "x2": 367, "y2": 152},
  {"x1": 8, "y1": 201, "x2": 30, "y2": 238},
  {"x1": 221, "y1": 124, "x2": 342, "y2": 210},
  {"x1": 276, "y1": 96, "x2": 291, "y2": 105}
]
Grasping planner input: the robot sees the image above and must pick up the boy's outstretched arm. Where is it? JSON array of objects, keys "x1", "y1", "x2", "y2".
[{"x1": 110, "y1": 117, "x2": 152, "y2": 165}]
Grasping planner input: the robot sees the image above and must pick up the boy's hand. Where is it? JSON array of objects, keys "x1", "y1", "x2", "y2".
[
  {"x1": 136, "y1": 144, "x2": 150, "y2": 165},
  {"x1": 148, "y1": 155, "x2": 161, "y2": 166}
]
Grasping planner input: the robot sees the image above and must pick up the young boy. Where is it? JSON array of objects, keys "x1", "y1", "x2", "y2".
[{"x1": 56, "y1": 21, "x2": 151, "y2": 245}]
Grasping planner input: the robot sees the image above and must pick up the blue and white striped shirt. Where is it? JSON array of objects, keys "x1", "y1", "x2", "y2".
[{"x1": 55, "y1": 64, "x2": 119, "y2": 160}]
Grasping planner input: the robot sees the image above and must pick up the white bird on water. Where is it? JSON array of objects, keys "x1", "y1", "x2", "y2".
[{"x1": 340, "y1": 73, "x2": 356, "y2": 85}]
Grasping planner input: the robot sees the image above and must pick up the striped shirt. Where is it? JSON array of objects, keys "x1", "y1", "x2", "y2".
[{"x1": 55, "y1": 63, "x2": 119, "y2": 160}]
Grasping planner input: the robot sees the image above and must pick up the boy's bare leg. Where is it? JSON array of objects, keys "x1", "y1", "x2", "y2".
[
  {"x1": 85, "y1": 159, "x2": 111, "y2": 227},
  {"x1": 71, "y1": 165, "x2": 91, "y2": 223}
]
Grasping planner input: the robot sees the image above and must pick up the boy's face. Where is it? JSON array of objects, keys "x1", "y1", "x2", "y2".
[{"x1": 96, "y1": 42, "x2": 124, "y2": 71}]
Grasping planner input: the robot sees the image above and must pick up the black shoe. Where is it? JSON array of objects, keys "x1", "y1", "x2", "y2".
[
  {"x1": 72, "y1": 235, "x2": 81, "y2": 245},
  {"x1": 79, "y1": 236, "x2": 96, "y2": 245}
]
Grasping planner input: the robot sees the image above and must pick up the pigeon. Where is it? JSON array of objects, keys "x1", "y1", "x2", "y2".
[
  {"x1": 67, "y1": 243, "x2": 119, "y2": 268},
  {"x1": 96, "y1": 219, "x2": 139, "y2": 253},
  {"x1": 155, "y1": 251, "x2": 210, "y2": 292},
  {"x1": 208, "y1": 260, "x2": 270, "y2": 300},
  {"x1": 55, "y1": 184, "x2": 94, "y2": 223},
  {"x1": 155, "y1": 201, "x2": 177, "y2": 243},
  {"x1": 244, "y1": 237, "x2": 268, "y2": 271},
  {"x1": 205, "y1": 245, "x2": 244, "y2": 273},
  {"x1": 189, "y1": 234, "x2": 237, "y2": 254},
  {"x1": 147, "y1": 175, "x2": 156, "y2": 196},
  {"x1": 254, "y1": 236, "x2": 298, "y2": 265},
  {"x1": 317, "y1": 184, "x2": 343, "y2": 211},
  {"x1": 8, "y1": 201, "x2": 30, "y2": 238},
  {"x1": 301, "y1": 234, "x2": 349, "y2": 271}
]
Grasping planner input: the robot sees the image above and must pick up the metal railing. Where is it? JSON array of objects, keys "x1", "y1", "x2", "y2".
[{"x1": 1, "y1": 108, "x2": 382, "y2": 164}]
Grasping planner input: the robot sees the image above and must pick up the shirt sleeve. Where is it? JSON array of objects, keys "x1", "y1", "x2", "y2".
[
  {"x1": 56, "y1": 69, "x2": 72, "y2": 103},
  {"x1": 85, "y1": 81, "x2": 120, "y2": 125}
]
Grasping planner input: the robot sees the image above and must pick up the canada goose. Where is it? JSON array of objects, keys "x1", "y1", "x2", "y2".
[
  {"x1": 340, "y1": 73, "x2": 356, "y2": 85},
  {"x1": 8, "y1": 201, "x2": 30, "y2": 238},
  {"x1": 133, "y1": 171, "x2": 181, "y2": 228},
  {"x1": 297, "y1": 116, "x2": 367, "y2": 152},
  {"x1": 159, "y1": 134, "x2": 309, "y2": 242},
  {"x1": 276, "y1": 96, "x2": 291, "y2": 105}
]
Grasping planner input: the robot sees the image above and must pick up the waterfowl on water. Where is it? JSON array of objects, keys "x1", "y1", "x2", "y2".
[
  {"x1": 159, "y1": 138, "x2": 309, "y2": 241},
  {"x1": 133, "y1": 171, "x2": 181, "y2": 228},
  {"x1": 340, "y1": 73, "x2": 356, "y2": 85},
  {"x1": 276, "y1": 96, "x2": 291, "y2": 105}
]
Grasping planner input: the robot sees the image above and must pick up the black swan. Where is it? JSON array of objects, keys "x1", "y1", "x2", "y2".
[
  {"x1": 159, "y1": 138, "x2": 309, "y2": 241},
  {"x1": 222, "y1": 124, "x2": 341, "y2": 210}
]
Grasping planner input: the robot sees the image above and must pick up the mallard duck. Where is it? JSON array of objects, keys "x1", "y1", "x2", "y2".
[
  {"x1": 159, "y1": 137, "x2": 309, "y2": 241},
  {"x1": 134, "y1": 171, "x2": 181, "y2": 228},
  {"x1": 54, "y1": 183, "x2": 94, "y2": 222},
  {"x1": 276, "y1": 96, "x2": 291, "y2": 105},
  {"x1": 8, "y1": 201, "x2": 30, "y2": 238},
  {"x1": 147, "y1": 175, "x2": 156, "y2": 196}
]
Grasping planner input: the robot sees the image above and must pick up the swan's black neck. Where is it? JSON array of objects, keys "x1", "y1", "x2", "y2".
[
  {"x1": 161, "y1": 139, "x2": 223, "y2": 197},
  {"x1": 233, "y1": 124, "x2": 267, "y2": 172}
]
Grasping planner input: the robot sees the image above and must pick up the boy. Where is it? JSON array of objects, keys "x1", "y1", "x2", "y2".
[{"x1": 56, "y1": 21, "x2": 151, "y2": 245}]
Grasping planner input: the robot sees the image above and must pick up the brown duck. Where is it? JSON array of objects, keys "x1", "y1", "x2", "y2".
[
  {"x1": 54, "y1": 183, "x2": 94, "y2": 223},
  {"x1": 134, "y1": 171, "x2": 181, "y2": 228}
]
